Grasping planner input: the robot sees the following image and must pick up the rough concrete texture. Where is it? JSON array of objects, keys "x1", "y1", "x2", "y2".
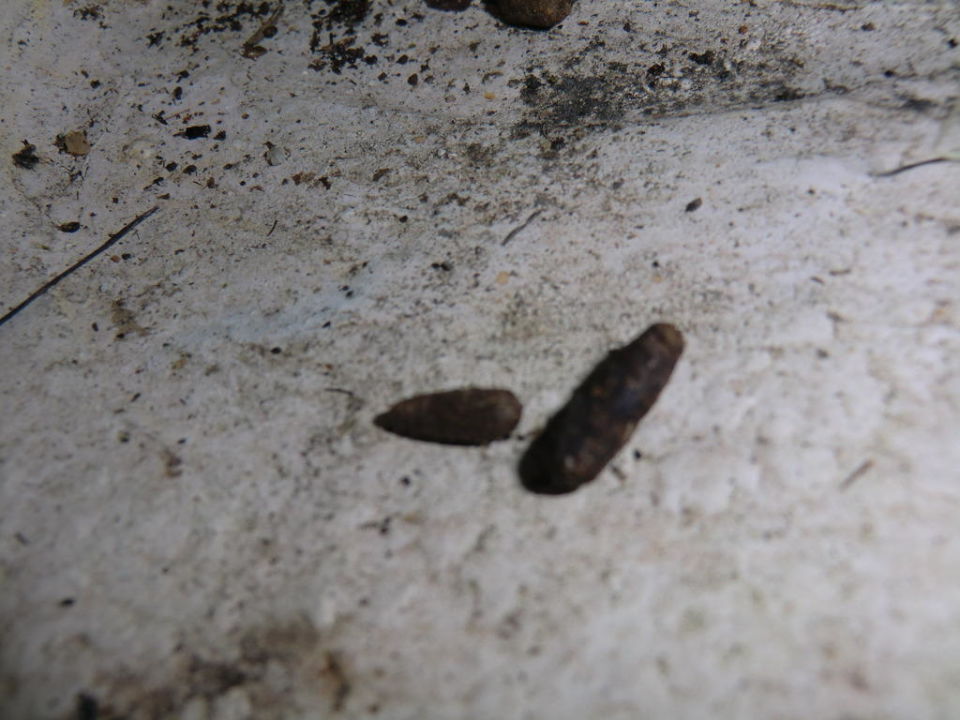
[{"x1": 1, "y1": 1, "x2": 959, "y2": 718}]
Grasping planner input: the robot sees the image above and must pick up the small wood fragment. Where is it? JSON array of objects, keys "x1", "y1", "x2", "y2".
[
  {"x1": 55, "y1": 130, "x2": 91, "y2": 156},
  {"x1": 375, "y1": 388, "x2": 522, "y2": 446},
  {"x1": 520, "y1": 324, "x2": 684, "y2": 494}
]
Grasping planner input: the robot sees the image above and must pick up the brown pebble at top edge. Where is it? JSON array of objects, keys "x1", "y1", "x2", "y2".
[
  {"x1": 425, "y1": 0, "x2": 472, "y2": 10},
  {"x1": 490, "y1": 0, "x2": 572, "y2": 29},
  {"x1": 519, "y1": 323, "x2": 684, "y2": 495},
  {"x1": 374, "y1": 388, "x2": 522, "y2": 446}
]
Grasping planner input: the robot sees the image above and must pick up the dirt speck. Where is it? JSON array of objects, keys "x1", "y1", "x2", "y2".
[
  {"x1": 71, "y1": 617, "x2": 355, "y2": 718},
  {"x1": 12, "y1": 141, "x2": 39, "y2": 169},
  {"x1": 111, "y1": 300, "x2": 147, "y2": 339}
]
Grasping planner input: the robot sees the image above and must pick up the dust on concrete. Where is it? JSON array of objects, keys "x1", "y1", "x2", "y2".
[
  {"x1": 65, "y1": 617, "x2": 352, "y2": 719},
  {"x1": 514, "y1": 41, "x2": 811, "y2": 139}
]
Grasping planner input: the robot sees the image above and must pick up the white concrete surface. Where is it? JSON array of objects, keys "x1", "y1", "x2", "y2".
[{"x1": 1, "y1": 1, "x2": 959, "y2": 718}]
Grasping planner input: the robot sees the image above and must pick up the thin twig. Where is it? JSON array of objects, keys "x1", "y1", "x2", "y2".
[
  {"x1": 324, "y1": 387, "x2": 356, "y2": 397},
  {"x1": 874, "y1": 157, "x2": 947, "y2": 178},
  {"x1": 0, "y1": 206, "x2": 159, "y2": 329},
  {"x1": 840, "y1": 459, "x2": 874, "y2": 491},
  {"x1": 501, "y1": 209, "x2": 542, "y2": 246}
]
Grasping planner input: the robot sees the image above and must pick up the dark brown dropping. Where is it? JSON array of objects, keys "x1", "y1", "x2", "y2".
[
  {"x1": 489, "y1": 0, "x2": 572, "y2": 29},
  {"x1": 425, "y1": 0, "x2": 472, "y2": 10},
  {"x1": 375, "y1": 388, "x2": 522, "y2": 446},
  {"x1": 520, "y1": 323, "x2": 684, "y2": 495}
]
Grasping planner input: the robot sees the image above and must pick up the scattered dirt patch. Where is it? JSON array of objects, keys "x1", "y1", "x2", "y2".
[
  {"x1": 515, "y1": 41, "x2": 815, "y2": 137},
  {"x1": 68, "y1": 617, "x2": 353, "y2": 720},
  {"x1": 143, "y1": 1, "x2": 278, "y2": 51}
]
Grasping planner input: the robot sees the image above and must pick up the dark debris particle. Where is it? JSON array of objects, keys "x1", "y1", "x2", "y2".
[
  {"x1": 519, "y1": 324, "x2": 684, "y2": 495},
  {"x1": 214, "y1": 130, "x2": 227, "y2": 141},
  {"x1": 74, "y1": 5, "x2": 103, "y2": 21},
  {"x1": 325, "y1": 0, "x2": 372, "y2": 28},
  {"x1": 59, "y1": 597, "x2": 76, "y2": 607},
  {"x1": 375, "y1": 388, "x2": 522, "y2": 446},
  {"x1": 522, "y1": 74, "x2": 543, "y2": 99},
  {"x1": 58, "y1": 221, "x2": 81, "y2": 232},
  {"x1": 177, "y1": 124, "x2": 212, "y2": 139},
  {"x1": 685, "y1": 197, "x2": 702, "y2": 212},
  {"x1": 772, "y1": 86, "x2": 804, "y2": 102},
  {"x1": 407, "y1": 73, "x2": 419, "y2": 86},
  {"x1": 310, "y1": 37, "x2": 374, "y2": 73},
  {"x1": 688, "y1": 50, "x2": 715, "y2": 65},
  {"x1": 12, "y1": 141, "x2": 39, "y2": 169},
  {"x1": 76, "y1": 693, "x2": 99, "y2": 720}
]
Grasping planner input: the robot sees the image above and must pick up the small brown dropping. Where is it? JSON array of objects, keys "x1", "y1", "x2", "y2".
[
  {"x1": 375, "y1": 388, "x2": 522, "y2": 446},
  {"x1": 491, "y1": 0, "x2": 572, "y2": 29},
  {"x1": 520, "y1": 323, "x2": 684, "y2": 494},
  {"x1": 425, "y1": 0, "x2": 472, "y2": 10}
]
